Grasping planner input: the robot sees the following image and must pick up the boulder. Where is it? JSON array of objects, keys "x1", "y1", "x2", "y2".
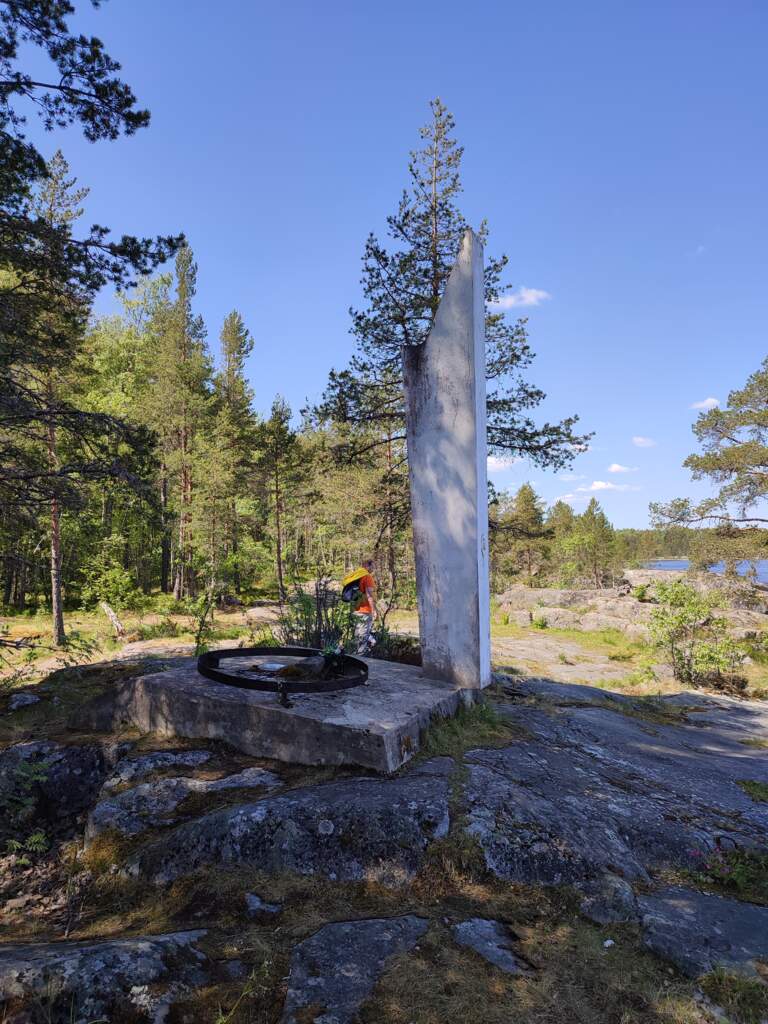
[
  {"x1": 280, "y1": 916, "x2": 428, "y2": 1024},
  {"x1": 638, "y1": 887, "x2": 768, "y2": 978},
  {"x1": 87, "y1": 765, "x2": 282, "y2": 840},
  {"x1": 578, "y1": 873, "x2": 639, "y2": 925},
  {"x1": 0, "y1": 930, "x2": 207, "y2": 1024},
  {"x1": 126, "y1": 758, "x2": 452, "y2": 886},
  {"x1": 452, "y1": 919, "x2": 530, "y2": 974}
]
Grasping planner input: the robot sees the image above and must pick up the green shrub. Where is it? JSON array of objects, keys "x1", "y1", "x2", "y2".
[
  {"x1": 631, "y1": 584, "x2": 651, "y2": 602},
  {"x1": 649, "y1": 580, "x2": 747, "y2": 686},
  {"x1": 137, "y1": 618, "x2": 181, "y2": 641},
  {"x1": 532, "y1": 614, "x2": 548, "y2": 630}
]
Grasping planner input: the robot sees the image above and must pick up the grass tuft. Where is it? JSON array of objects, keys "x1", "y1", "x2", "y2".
[
  {"x1": 420, "y1": 701, "x2": 521, "y2": 760},
  {"x1": 738, "y1": 780, "x2": 768, "y2": 803},
  {"x1": 700, "y1": 969, "x2": 768, "y2": 1024}
]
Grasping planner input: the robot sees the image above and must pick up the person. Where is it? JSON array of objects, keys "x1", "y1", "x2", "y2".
[{"x1": 352, "y1": 559, "x2": 377, "y2": 654}]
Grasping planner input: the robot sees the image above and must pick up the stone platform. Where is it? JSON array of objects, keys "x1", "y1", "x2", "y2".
[{"x1": 99, "y1": 658, "x2": 474, "y2": 773}]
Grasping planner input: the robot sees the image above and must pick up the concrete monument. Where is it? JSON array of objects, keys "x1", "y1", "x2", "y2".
[{"x1": 402, "y1": 229, "x2": 491, "y2": 690}]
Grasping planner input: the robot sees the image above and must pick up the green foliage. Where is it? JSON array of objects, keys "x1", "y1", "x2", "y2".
[
  {"x1": 6, "y1": 828, "x2": 49, "y2": 865},
  {"x1": 652, "y1": 357, "x2": 768, "y2": 531},
  {"x1": 558, "y1": 498, "x2": 618, "y2": 588},
  {"x1": 191, "y1": 590, "x2": 218, "y2": 656},
  {"x1": 0, "y1": 756, "x2": 50, "y2": 854},
  {"x1": 649, "y1": 581, "x2": 747, "y2": 686},
  {"x1": 631, "y1": 584, "x2": 651, "y2": 602},
  {"x1": 531, "y1": 614, "x2": 548, "y2": 629},
  {"x1": 136, "y1": 618, "x2": 182, "y2": 641},
  {"x1": 271, "y1": 582, "x2": 357, "y2": 651},
  {"x1": 689, "y1": 846, "x2": 768, "y2": 905},
  {"x1": 79, "y1": 534, "x2": 146, "y2": 611},
  {"x1": 490, "y1": 484, "x2": 551, "y2": 590},
  {"x1": 738, "y1": 780, "x2": 768, "y2": 803}
]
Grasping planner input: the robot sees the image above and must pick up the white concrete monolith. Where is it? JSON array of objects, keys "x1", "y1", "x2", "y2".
[{"x1": 402, "y1": 229, "x2": 491, "y2": 690}]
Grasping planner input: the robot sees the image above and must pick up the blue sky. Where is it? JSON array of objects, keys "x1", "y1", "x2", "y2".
[{"x1": 29, "y1": 0, "x2": 768, "y2": 528}]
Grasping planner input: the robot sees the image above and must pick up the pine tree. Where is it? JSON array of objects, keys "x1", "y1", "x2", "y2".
[
  {"x1": 317, "y1": 99, "x2": 589, "y2": 469},
  {"x1": 652, "y1": 358, "x2": 768, "y2": 532},
  {"x1": 565, "y1": 498, "x2": 617, "y2": 588},
  {"x1": 139, "y1": 247, "x2": 213, "y2": 599},
  {"x1": 256, "y1": 398, "x2": 305, "y2": 601},
  {"x1": 490, "y1": 484, "x2": 550, "y2": 588},
  {"x1": 195, "y1": 312, "x2": 258, "y2": 589},
  {"x1": 32, "y1": 152, "x2": 88, "y2": 644}
]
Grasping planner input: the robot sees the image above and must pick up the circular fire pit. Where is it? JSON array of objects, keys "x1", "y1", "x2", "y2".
[{"x1": 196, "y1": 646, "x2": 369, "y2": 707}]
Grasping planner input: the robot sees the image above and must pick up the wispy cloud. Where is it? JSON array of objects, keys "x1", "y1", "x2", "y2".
[
  {"x1": 577, "y1": 480, "x2": 641, "y2": 493},
  {"x1": 487, "y1": 454, "x2": 522, "y2": 472},
  {"x1": 607, "y1": 463, "x2": 638, "y2": 474},
  {"x1": 690, "y1": 397, "x2": 719, "y2": 411},
  {"x1": 553, "y1": 493, "x2": 589, "y2": 504},
  {"x1": 490, "y1": 287, "x2": 551, "y2": 310},
  {"x1": 632, "y1": 436, "x2": 656, "y2": 448}
]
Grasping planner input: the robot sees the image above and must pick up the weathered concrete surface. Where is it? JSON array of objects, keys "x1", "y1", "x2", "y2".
[
  {"x1": 0, "y1": 930, "x2": 207, "y2": 1023},
  {"x1": 465, "y1": 678, "x2": 768, "y2": 886},
  {"x1": 280, "y1": 916, "x2": 428, "y2": 1024},
  {"x1": 86, "y1": 657, "x2": 470, "y2": 772},
  {"x1": 452, "y1": 918, "x2": 530, "y2": 974},
  {"x1": 638, "y1": 887, "x2": 768, "y2": 978},
  {"x1": 87, "y1": 765, "x2": 282, "y2": 840},
  {"x1": 403, "y1": 228, "x2": 491, "y2": 691},
  {"x1": 126, "y1": 758, "x2": 452, "y2": 886}
]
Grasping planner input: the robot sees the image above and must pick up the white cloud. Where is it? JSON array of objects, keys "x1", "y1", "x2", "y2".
[
  {"x1": 558, "y1": 473, "x2": 587, "y2": 482},
  {"x1": 487, "y1": 454, "x2": 522, "y2": 472},
  {"x1": 577, "y1": 480, "x2": 641, "y2": 493},
  {"x1": 553, "y1": 493, "x2": 589, "y2": 505},
  {"x1": 490, "y1": 287, "x2": 551, "y2": 310},
  {"x1": 632, "y1": 436, "x2": 656, "y2": 448},
  {"x1": 607, "y1": 463, "x2": 638, "y2": 474},
  {"x1": 690, "y1": 397, "x2": 719, "y2": 411}
]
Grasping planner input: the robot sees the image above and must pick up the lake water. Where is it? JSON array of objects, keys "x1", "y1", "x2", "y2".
[{"x1": 645, "y1": 558, "x2": 768, "y2": 585}]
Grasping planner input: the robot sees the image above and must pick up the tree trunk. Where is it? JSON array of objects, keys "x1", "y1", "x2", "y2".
[
  {"x1": 47, "y1": 387, "x2": 66, "y2": 647},
  {"x1": 160, "y1": 470, "x2": 171, "y2": 593},
  {"x1": 274, "y1": 465, "x2": 285, "y2": 602}
]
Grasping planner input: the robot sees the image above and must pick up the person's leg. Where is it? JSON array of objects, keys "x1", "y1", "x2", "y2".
[{"x1": 354, "y1": 612, "x2": 373, "y2": 654}]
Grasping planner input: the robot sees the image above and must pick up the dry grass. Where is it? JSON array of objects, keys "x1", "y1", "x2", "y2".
[{"x1": 358, "y1": 919, "x2": 706, "y2": 1024}]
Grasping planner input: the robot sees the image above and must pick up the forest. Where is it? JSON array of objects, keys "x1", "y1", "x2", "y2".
[{"x1": 2, "y1": 9, "x2": 766, "y2": 653}]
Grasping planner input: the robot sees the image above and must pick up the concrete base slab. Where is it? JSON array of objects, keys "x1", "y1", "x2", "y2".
[{"x1": 104, "y1": 658, "x2": 473, "y2": 773}]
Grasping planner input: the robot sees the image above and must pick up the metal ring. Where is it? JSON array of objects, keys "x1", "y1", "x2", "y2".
[{"x1": 196, "y1": 646, "x2": 368, "y2": 694}]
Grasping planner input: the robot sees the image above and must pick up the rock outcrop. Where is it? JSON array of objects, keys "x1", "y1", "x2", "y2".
[
  {"x1": 281, "y1": 916, "x2": 428, "y2": 1024},
  {"x1": 638, "y1": 887, "x2": 768, "y2": 978},
  {"x1": 465, "y1": 679, "x2": 768, "y2": 887},
  {"x1": 87, "y1": 765, "x2": 282, "y2": 839},
  {"x1": 0, "y1": 931, "x2": 208, "y2": 1024},
  {"x1": 497, "y1": 570, "x2": 768, "y2": 638},
  {"x1": 126, "y1": 757, "x2": 452, "y2": 885}
]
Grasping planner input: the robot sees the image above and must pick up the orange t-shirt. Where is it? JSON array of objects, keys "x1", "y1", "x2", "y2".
[{"x1": 356, "y1": 574, "x2": 375, "y2": 614}]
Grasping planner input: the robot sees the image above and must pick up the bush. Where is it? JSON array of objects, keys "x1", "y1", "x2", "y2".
[
  {"x1": 272, "y1": 581, "x2": 357, "y2": 651},
  {"x1": 137, "y1": 618, "x2": 181, "y2": 641},
  {"x1": 649, "y1": 580, "x2": 747, "y2": 687},
  {"x1": 631, "y1": 584, "x2": 651, "y2": 602}
]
